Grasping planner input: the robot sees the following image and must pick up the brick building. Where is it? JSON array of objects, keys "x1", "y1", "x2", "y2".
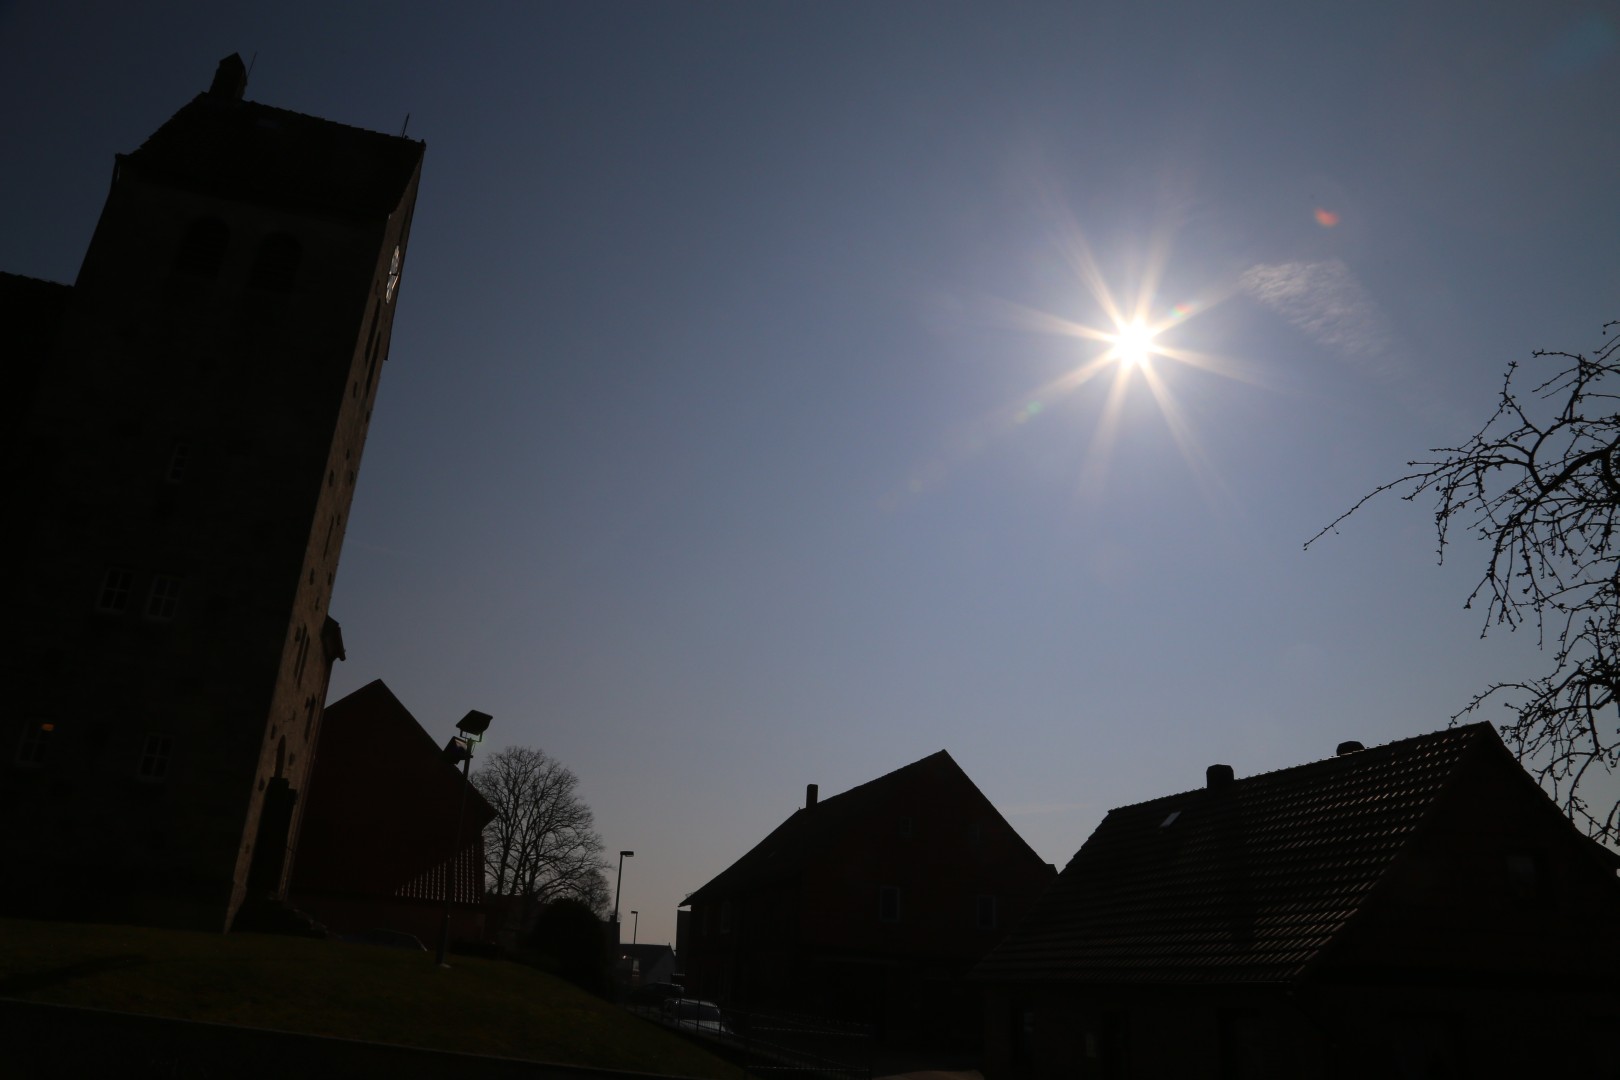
[
  {"x1": 1, "y1": 55, "x2": 424, "y2": 931},
  {"x1": 974, "y1": 725, "x2": 1620, "y2": 1078},
  {"x1": 682, "y1": 750, "x2": 1056, "y2": 1042},
  {"x1": 288, "y1": 681, "x2": 493, "y2": 946}
]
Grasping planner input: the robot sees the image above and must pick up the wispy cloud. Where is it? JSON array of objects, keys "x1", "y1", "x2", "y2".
[{"x1": 1240, "y1": 259, "x2": 1394, "y2": 365}]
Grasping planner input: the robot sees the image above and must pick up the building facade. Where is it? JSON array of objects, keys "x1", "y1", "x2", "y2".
[{"x1": 1, "y1": 55, "x2": 424, "y2": 931}]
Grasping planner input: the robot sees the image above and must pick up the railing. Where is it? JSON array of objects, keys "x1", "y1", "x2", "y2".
[{"x1": 634, "y1": 1001, "x2": 873, "y2": 1080}]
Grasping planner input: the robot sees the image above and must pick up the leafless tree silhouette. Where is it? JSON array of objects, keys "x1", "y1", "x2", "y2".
[
  {"x1": 474, "y1": 746, "x2": 610, "y2": 914},
  {"x1": 1309, "y1": 321, "x2": 1620, "y2": 842}
]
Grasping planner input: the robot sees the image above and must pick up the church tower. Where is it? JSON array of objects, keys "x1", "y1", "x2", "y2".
[{"x1": 1, "y1": 55, "x2": 425, "y2": 930}]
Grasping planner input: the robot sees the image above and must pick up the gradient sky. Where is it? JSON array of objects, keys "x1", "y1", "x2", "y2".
[{"x1": 4, "y1": 2, "x2": 1618, "y2": 950}]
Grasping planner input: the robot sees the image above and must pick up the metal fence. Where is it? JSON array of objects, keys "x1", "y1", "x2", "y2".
[{"x1": 636, "y1": 1001, "x2": 874, "y2": 1080}]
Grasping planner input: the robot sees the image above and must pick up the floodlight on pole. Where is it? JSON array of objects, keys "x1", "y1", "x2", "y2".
[
  {"x1": 613, "y1": 850, "x2": 634, "y2": 942},
  {"x1": 435, "y1": 709, "x2": 492, "y2": 967}
]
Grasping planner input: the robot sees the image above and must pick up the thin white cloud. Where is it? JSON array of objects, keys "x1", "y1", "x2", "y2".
[{"x1": 1241, "y1": 259, "x2": 1399, "y2": 375}]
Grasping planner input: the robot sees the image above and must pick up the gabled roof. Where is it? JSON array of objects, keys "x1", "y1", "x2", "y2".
[
  {"x1": 292, "y1": 680, "x2": 494, "y2": 896},
  {"x1": 685, "y1": 750, "x2": 1042, "y2": 905},
  {"x1": 122, "y1": 58, "x2": 423, "y2": 221},
  {"x1": 974, "y1": 723, "x2": 1538, "y2": 985}
]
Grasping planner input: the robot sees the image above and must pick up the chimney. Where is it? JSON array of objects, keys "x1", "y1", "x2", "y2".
[
  {"x1": 1336, "y1": 740, "x2": 1365, "y2": 756},
  {"x1": 209, "y1": 54, "x2": 248, "y2": 101},
  {"x1": 805, "y1": 783, "x2": 818, "y2": 808},
  {"x1": 1206, "y1": 764, "x2": 1234, "y2": 789}
]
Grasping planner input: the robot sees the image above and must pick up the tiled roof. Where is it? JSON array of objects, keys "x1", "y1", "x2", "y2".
[
  {"x1": 685, "y1": 750, "x2": 1022, "y2": 904},
  {"x1": 975, "y1": 724, "x2": 1497, "y2": 985},
  {"x1": 123, "y1": 91, "x2": 423, "y2": 221}
]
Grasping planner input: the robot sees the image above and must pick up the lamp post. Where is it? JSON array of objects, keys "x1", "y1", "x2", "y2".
[
  {"x1": 613, "y1": 849, "x2": 634, "y2": 943},
  {"x1": 631, "y1": 910, "x2": 639, "y2": 945},
  {"x1": 436, "y1": 709, "x2": 492, "y2": 967}
]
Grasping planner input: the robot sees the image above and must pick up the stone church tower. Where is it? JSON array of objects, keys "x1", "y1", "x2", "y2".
[{"x1": 0, "y1": 55, "x2": 424, "y2": 930}]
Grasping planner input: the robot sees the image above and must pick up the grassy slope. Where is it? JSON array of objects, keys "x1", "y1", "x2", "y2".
[{"x1": 0, "y1": 919, "x2": 738, "y2": 1078}]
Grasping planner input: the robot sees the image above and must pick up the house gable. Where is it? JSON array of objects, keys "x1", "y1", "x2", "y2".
[
  {"x1": 1322, "y1": 733, "x2": 1620, "y2": 985},
  {"x1": 975, "y1": 725, "x2": 1494, "y2": 985}
]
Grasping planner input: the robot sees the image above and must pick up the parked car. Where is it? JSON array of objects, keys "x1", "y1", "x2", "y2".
[
  {"x1": 661, "y1": 997, "x2": 730, "y2": 1036},
  {"x1": 630, "y1": 980, "x2": 685, "y2": 1005}
]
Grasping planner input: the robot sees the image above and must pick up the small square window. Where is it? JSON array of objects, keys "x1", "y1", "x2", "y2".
[
  {"x1": 165, "y1": 443, "x2": 190, "y2": 484},
  {"x1": 138, "y1": 734, "x2": 173, "y2": 781},
  {"x1": 15, "y1": 721, "x2": 54, "y2": 767},
  {"x1": 879, "y1": 885, "x2": 901, "y2": 923},
  {"x1": 97, "y1": 568, "x2": 134, "y2": 613},
  {"x1": 146, "y1": 576, "x2": 182, "y2": 621}
]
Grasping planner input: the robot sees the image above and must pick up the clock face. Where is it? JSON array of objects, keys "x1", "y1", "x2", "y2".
[{"x1": 385, "y1": 245, "x2": 401, "y2": 303}]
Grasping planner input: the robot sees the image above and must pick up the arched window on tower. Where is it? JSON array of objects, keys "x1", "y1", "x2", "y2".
[
  {"x1": 247, "y1": 232, "x2": 302, "y2": 293},
  {"x1": 172, "y1": 217, "x2": 229, "y2": 279}
]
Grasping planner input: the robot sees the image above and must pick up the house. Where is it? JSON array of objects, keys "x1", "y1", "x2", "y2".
[
  {"x1": 0, "y1": 55, "x2": 423, "y2": 931},
  {"x1": 682, "y1": 750, "x2": 1056, "y2": 1042},
  {"x1": 287, "y1": 680, "x2": 494, "y2": 947},
  {"x1": 974, "y1": 724, "x2": 1620, "y2": 1079}
]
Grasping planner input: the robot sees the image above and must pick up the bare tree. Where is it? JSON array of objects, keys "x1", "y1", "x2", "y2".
[
  {"x1": 473, "y1": 746, "x2": 609, "y2": 913},
  {"x1": 1310, "y1": 321, "x2": 1620, "y2": 842}
]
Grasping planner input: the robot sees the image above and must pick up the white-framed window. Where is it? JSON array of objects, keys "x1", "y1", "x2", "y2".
[
  {"x1": 15, "y1": 721, "x2": 53, "y2": 767},
  {"x1": 138, "y1": 734, "x2": 174, "y2": 781},
  {"x1": 879, "y1": 885, "x2": 901, "y2": 923},
  {"x1": 97, "y1": 567, "x2": 134, "y2": 613},
  {"x1": 145, "y1": 576, "x2": 182, "y2": 621}
]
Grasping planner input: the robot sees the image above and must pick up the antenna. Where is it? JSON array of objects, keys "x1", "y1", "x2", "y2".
[
  {"x1": 247, "y1": 51, "x2": 258, "y2": 84},
  {"x1": 400, "y1": 112, "x2": 411, "y2": 137}
]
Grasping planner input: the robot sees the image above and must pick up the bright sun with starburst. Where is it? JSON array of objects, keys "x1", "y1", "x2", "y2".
[
  {"x1": 922, "y1": 208, "x2": 1262, "y2": 505},
  {"x1": 1109, "y1": 318, "x2": 1158, "y2": 370},
  {"x1": 898, "y1": 201, "x2": 1258, "y2": 506}
]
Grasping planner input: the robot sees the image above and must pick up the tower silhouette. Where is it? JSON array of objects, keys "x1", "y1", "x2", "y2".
[{"x1": 2, "y1": 54, "x2": 425, "y2": 930}]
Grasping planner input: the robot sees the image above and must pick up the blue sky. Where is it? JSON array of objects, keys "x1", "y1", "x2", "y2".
[{"x1": 4, "y1": 2, "x2": 1617, "y2": 949}]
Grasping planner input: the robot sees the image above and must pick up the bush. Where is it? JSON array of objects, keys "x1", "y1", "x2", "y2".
[{"x1": 529, "y1": 898, "x2": 608, "y2": 996}]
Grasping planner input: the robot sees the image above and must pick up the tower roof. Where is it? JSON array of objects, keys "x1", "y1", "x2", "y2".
[{"x1": 122, "y1": 60, "x2": 423, "y2": 222}]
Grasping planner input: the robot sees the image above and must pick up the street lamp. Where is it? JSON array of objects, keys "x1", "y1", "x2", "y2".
[
  {"x1": 631, "y1": 910, "x2": 639, "y2": 945},
  {"x1": 436, "y1": 709, "x2": 492, "y2": 967},
  {"x1": 613, "y1": 850, "x2": 634, "y2": 943}
]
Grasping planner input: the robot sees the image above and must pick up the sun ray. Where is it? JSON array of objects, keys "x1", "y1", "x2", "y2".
[{"x1": 1137, "y1": 360, "x2": 1234, "y2": 508}]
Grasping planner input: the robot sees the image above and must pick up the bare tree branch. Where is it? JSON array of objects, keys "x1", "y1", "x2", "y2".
[
  {"x1": 1308, "y1": 321, "x2": 1620, "y2": 844},
  {"x1": 472, "y1": 746, "x2": 610, "y2": 916}
]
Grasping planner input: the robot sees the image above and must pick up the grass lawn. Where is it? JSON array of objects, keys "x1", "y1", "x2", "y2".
[{"x1": 0, "y1": 918, "x2": 739, "y2": 1078}]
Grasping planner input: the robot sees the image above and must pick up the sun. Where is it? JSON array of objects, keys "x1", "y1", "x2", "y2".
[
  {"x1": 1110, "y1": 318, "x2": 1157, "y2": 369},
  {"x1": 896, "y1": 201, "x2": 1259, "y2": 507}
]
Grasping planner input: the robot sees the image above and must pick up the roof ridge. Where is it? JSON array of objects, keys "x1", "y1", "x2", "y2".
[
  {"x1": 1104, "y1": 723, "x2": 1496, "y2": 813},
  {"x1": 811, "y1": 748, "x2": 953, "y2": 808},
  {"x1": 237, "y1": 96, "x2": 426, "y2": 146}
]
